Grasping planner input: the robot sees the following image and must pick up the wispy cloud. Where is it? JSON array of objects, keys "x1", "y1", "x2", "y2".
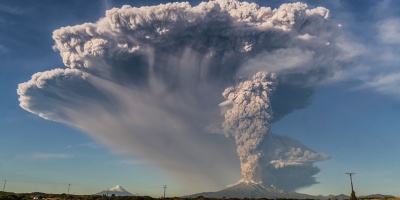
[
  {"x1": 78, "y1": 142, "x2": 100, "y2": 149},
  {"x1": 32, "y1": 153, "x2": 72, "y2": 159},
  {"x1": 357, "y1": 171, "x2": 400, "y2": 177},
  {"x1": 0, "y1": 17, "x2": 5, "y2": 25},
  {"x1": 120, "y1": 159, "x2": 150, "y2": 166},
  {"x1": 0, "y1": 44, "x2": 8, "y2": 54},
  {"x1": 346, "y1": 17, "x2": 400, "y2": 99},
  {"x1": 360, "y1": 72, "x2": 400, "y2": 99},
  {"x1": 0, "y1": 4, "x2": 27, "y2": 15},
  {"x1": 64, "y1": 142, "x2": 101, "y2": 150},
  {"x1": 378, "y1": 18, "x2": 400, "y2": 44}
]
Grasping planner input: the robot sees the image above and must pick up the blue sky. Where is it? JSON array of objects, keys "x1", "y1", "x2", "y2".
[{"x1": 1, "y1": 0, "x2": 400, "y2": 197}]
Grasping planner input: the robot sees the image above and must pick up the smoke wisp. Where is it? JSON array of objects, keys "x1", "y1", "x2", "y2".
[{"x1": 18, "y1": 0, "x2": 353, "y2": 191}]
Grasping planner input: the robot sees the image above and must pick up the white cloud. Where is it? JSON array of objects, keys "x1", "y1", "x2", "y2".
[{"x1": 297, "y1": 34, "x2": 316, "y2": 41}]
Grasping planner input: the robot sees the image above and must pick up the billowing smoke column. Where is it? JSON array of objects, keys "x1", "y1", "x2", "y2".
[
  {"x1": 17, "y1": 0, "x2": 354, "y2": 191},
  {"x1": 222, "y1": 72, "x2": 277, "y2": 183}
]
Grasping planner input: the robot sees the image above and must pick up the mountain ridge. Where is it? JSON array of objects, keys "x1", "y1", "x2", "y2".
[
  {"x1": 184, "y1": 182, "x2": 316, "y2": 199},
  {"x1": 184, "y1": 182, "x2": 395, "y2": 200}
]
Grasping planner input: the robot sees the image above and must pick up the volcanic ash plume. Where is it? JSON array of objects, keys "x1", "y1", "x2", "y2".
[
  {"x1": 222, "y1": 72, "x2": 277, "y2": 183},
  {"x1": 17, "y1": 0, "x2": 355, "y2": 191}
]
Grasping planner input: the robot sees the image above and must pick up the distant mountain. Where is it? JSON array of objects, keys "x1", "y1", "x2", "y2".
[
  {"x1": 326, "y1": 194, "x2": 350, "y2": 200},
  {"x1": 184, "y1": 181, "x2": 317, "y2": 199},
  {"x1": 360, "y1": 194, "x2": 396, "y2": 199},
  {"x1": 95, "y1": 185, "x2": 133, "y2": 196}
]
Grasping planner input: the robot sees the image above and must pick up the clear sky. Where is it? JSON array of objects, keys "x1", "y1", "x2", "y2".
[{"x1": 1, "y1": 0, "x2": 400, "y2": 197}]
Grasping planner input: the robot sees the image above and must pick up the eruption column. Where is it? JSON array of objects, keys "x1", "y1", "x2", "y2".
[
  {"x1": 16, "y1": 0, "x2": 352, "y2": 191},
  {"x1": 222, "y1": 72, "x2": 277, "y2": 183}
]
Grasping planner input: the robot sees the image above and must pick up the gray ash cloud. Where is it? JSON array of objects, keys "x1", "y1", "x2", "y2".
[{"x1": 18, "y1": 0, "x2": 354, "y2": 191}]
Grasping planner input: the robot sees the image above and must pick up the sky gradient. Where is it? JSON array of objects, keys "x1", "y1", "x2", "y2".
[{"x1": 1, "y1": 0, "x2": 400, "y2": 197}]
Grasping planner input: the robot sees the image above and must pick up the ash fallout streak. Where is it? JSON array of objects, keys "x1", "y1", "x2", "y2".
[{"x1": 17, "y1": 0, "x2": 354, "y2": 191}]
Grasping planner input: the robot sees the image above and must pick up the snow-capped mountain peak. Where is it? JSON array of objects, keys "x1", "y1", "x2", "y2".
[
  {"x1": 95, "y1": 185, "x2": 133, "y2": 196},
  {"x1": 110, "y1": 185, "x2": 126, "y2": 192}
]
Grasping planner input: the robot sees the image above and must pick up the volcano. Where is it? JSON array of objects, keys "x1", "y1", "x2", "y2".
[
  {"x1": 95, "y1": 185, "x2": 133, "y2": 196},
  {"x1": 185, "y1": 181, "x2": 317, "y2": 199}
]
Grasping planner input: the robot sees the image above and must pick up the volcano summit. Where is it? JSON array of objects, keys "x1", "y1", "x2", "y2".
[{"x1": 186, "y1": 181, "x2": 316, "y2": 199}]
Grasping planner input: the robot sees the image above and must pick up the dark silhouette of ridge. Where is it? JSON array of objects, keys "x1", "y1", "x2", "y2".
[{"x1": 184, "y1": 181, "x2": 317, "y2": 199}]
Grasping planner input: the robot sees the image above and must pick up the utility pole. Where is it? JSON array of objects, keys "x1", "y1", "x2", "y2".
[
  {"x1": 67, "y1": 183, "x2": 71, "y2": 198},
  {"x1": 163, "y1": 185, "x2": 167, "y2": 198},
  {"x1": 345, "y1": 173, "x2": 357, "y2": 200},
  {"x1": 2, "y1": 180, "x2": 6, "y2": 192}
]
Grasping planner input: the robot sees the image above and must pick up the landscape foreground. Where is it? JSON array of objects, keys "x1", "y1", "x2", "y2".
[
  {"x1": 0, "y1": 183, "x2": 397, "y2": 200},
  {"x1": 0, "y1": 191, "x2": 398, "y2": 200}
]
